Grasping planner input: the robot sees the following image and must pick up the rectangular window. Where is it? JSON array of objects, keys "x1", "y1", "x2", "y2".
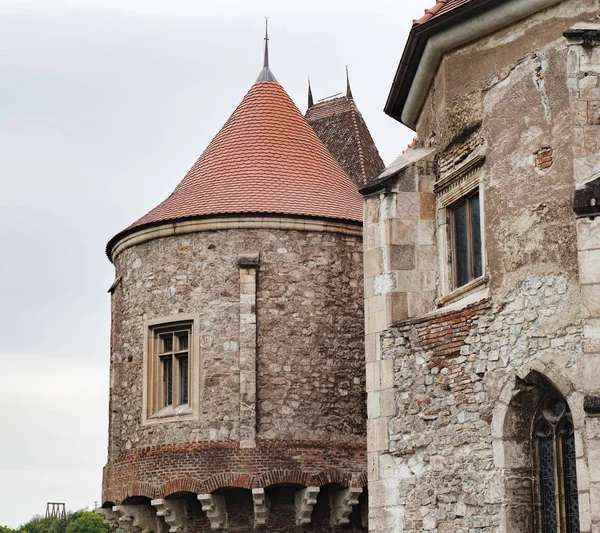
[
  {"x1": 450, "y1": 191, "x2": 482, "y2": 289},
  {"x1": 143, "y1": 316, "x2": 198, "y2": 423}
]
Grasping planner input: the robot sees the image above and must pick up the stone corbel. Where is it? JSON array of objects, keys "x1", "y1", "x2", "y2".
[
  {"x1": 330, "y1": 487, "x2": 363, "y2": 526},
  {"x1": 295, "y1": 487, "x2": 320, "y2": 525},
  {"x1": 95, "y1": 508, "x2": 119, "y2": 529},
  {"x1": 198, "y1": 494, "x2": 227, "y2": 530},
  {"x1": 112, "y1": 504, "x2": 158, "y2": 533},
  {"x1": 151, "y1": 499, "x2": 187, "y2": 533},
  {"x1": 252, "y1": 488, "x2": 270, "y2": 526}
]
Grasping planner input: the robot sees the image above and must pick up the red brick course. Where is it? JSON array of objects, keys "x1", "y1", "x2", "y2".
[{"x1": 102, "y1": 440, "x2": 366, "y2": 505}]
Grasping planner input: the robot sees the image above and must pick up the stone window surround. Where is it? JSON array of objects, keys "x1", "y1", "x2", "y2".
[
  {"x1": 435, "y1": 154, "x2": 488, "y2": 307},
  {"x1": 142, "y1": 314, "x2": 200, "y2": 426}
]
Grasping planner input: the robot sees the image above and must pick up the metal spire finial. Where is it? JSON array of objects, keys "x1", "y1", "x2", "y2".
[
  {"x1": 256, "y1": 17, "x2": 277, "y2": 82},
  {"x1": 264, "y1": 17, "x2": 270, "y2": 68},
  {"x1": 308, "y1": 78, "x2": 314, "y2": 109},
  {"x1": 346, "y1": 65, "x2": 353, "y2": 99}
]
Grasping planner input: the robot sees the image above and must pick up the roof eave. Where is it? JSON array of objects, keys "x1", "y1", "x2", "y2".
[
  {"x1": 385, "y1": 0, "x2": 563, "y2": 129},
  {"x1": 106, "y1": 212, "x2": 363, "y2": 263}
]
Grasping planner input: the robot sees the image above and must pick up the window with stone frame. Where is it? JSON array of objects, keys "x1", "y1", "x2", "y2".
[
  {"x1": 143, "y1": 315, "x2": 199, "y2": 424},
  {"x1": 435, "y1": 155, "x2": 487, "y2": 304},
  {"x1": 533, "y1": 394, "x2": 580, "y2": 533},
  {"x1": 449, "y1": 190, "x2": 482, "y2": 288}
]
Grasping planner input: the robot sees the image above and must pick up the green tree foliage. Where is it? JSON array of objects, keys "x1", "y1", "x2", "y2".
[
  {"x1": 3, "y1": 510, "x2": 111, "y2": 533},
  {"x1": 65, "y1": 512, "x2": 110, "y2": 533}
]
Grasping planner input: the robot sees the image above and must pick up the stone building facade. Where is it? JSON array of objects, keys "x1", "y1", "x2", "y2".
[
  {"x1": 363, "y1": 1, "x2": 600, "y2": 532},
  {"x1": 98, "y1": 39, "x2": 382, "y2": 532}
]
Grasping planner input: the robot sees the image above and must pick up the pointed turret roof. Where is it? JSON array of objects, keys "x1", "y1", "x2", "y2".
[
  {"x1": 108, "y1": 41, "x2": 362, "y2": 256},
  {"x1": 306, "y1": 75, "x2": 385, "y2": 187}
]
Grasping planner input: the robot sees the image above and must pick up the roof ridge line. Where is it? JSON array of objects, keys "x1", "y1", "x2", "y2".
[{"x1": 349, "y1": 100, "x2": 369, "y2": 185}]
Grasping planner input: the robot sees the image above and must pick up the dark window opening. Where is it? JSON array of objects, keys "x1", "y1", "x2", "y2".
[{"x1": 450, "y1": 191, "x2": 482, "y2": 289}]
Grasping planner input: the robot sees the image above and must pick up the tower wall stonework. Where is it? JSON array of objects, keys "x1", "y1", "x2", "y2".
[
  {"x1": 365, "y1": 1, "x2": 600, "y2": 532},
  {"x1": 105, "y1": 226, "x2": 366, "y2": 482}
]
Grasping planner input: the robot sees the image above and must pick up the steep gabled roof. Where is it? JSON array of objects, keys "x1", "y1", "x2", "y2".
[
  {"x1": 108, "y1": 75, "x2": 363, "y2": 255},
  {"x1": 306, "y1": 95, "x2": 385, "y2": 187}
]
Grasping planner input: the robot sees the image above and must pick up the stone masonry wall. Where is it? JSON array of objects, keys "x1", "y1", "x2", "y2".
[
  {"x1": 369, "y1": 274, "x2": 584, "y2": 532},
  {"x1": 107, "y1": 227, "x2": 365, "y2": 456}
]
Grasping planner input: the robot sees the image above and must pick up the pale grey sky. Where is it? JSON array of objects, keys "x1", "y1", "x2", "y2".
[{"x1": 0, "y1": 0, "x2": 430, "y2": 527}]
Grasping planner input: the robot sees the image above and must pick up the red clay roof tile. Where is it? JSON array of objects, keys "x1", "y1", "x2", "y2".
[
  {"x1": 414, "y1": 0, "x2": 473, "y2": 25},
  {"x1": 114, "y1": 79, "x2": 363, "y2": 243}
]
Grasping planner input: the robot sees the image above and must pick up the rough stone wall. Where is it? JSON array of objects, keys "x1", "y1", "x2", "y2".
[
  {"x1": 370, "y1": 275, "x2": 583, "y2": 532},
  {"x1": 108, "y1": 227, "x2": 364, "y2": 459}
]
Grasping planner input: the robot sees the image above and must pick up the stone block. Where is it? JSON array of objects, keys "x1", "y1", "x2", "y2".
[
  {"x1": 416, "y1": 220, "x2": 436, "y2": 245},
  {"x1": 368, "y1": 391, "x2": 381, "y2": 419},
  {"x1": 386, "y1": 291, "x2": 409, "y2": 324},
  {"x1": 567, "y1": 47, "x2": 581, "y2": 75},
  {"x1": 410, "y1": 270, "x2": 436, "y2": 292},
  {"x1": 389, "y1": 244, "x2": 416, "y2": 271},
  {"x1": 365, "y1": 222, "x2": 381, "y2": 250},
  {"x1": 589, "y1": 101, "x2": 600, "y2": 125},
  {"x1": 416, "y1": 245, "x2": 437, "y2": 272},
  {"x1": 572, "y1": 100, "x2": 589, "y2": 125},
  {"x1": 365, "y1": 197, "x2": 380, "y2": 224},
  {"x1": 366, "y1": 361, "x2": 382, "y2": 393},
  {"x1": 580, "y1": 48, "x2": 600, "y2": 74},
  {"x1": 580, "y1": 353, "x2": 600, "y2": 391},
  {"x1": 407, "y1": 291, "x2": 435, "y2": 318},
  {"x1": 420, "y1": 192, "x2": 436, "y2": 220},
  {"x1": 396, "y1": 192, "x2": 421, "y2": 220},
  {"x1": 574, "y1": 156, "x2": 600, "y2": 186},
  {"x1": 391, "y1": 219, "x2": 418, "y2": 245},
  {"x1": 380, "y1": 359, "x2": 395, "y2": 390},
  {"x1": 588, "y1": 440, "x2": 600, "y2": 483},
  {"x1": 367, "y1": 417, "x2": 389, "y2": 452},
  {"x1": 580, "y1": 75, "x2": 599, "y2": 99},
  {"x1": 582, "y1": 285, "x2": 600, "y2": 318},
  {"x1": 579, "y1": 250, "x2": 600, "y2": 284},
  {"x1": 380, "y1": 388, "x2": 396, "y2": 417},
  {"x1": 365, "y1": 248, "x2": 384, "y2": 278},
  {"x1": 295, "y1": 487, "x2": 320, "y2": 525},
  {"x1": 591, "y1": 483, "x2": 600, "y2": 522},
  {"x1": 578, "y1": 217, "x2": 600, "y2": 251},
  {"x1": 365, "y1": 333, "x2": 378, "y2": 363},
  {"x1": 368, "y1": 294, "x2": 387, "y2": 334}
]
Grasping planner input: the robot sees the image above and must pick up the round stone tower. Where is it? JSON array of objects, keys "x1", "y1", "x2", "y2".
[{"x1": 99, "y1": 36, "x2": 367, "y2": 533}]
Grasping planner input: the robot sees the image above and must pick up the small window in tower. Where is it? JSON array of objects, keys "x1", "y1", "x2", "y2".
[{"x1": 143, "y1": 316, "x2": 198, "y2": 424}]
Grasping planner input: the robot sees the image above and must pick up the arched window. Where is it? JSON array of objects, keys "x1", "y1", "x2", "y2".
[{"x1": 533, "y1": 395, "x2": 580, "y2": 533}]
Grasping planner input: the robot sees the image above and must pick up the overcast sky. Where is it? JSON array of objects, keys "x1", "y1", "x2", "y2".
[{"x1": 0, "y1": 0, "x2": 430, "y2": 527}]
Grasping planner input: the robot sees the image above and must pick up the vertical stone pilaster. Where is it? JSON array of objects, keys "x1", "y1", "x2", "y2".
[
  {"x1": 238, "y1": 253, "x2": 259, "y2": 449},
  {"x1": 565, "y1": 23, "x2": 600, "y2": 533},
  {"x1": 361, "y1": 149, "x2": 437, "y2": 533}
]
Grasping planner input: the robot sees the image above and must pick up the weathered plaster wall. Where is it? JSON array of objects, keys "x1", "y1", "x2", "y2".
[{"x1": 417, "y1": 0, "x2": 597, "y2": 149}]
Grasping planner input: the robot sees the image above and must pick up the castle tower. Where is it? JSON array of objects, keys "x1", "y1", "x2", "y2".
[{"x1": 99, "y1": 31, "x2": 368, "y2": 532}]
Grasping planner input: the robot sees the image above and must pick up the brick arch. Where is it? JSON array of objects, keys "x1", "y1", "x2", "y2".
[
  {"x1": 106, "y1": 481, "x2": 158, "y2": 505},
  {"x1": 254, "y1": 470, "x2": 311, "y2": 488},
  {"x1": 159, "y1": 477, "x2": 205, "y2": 499},
  {"x1": 200, "y1": 472, "x2": 256, "y2": 493},
  {"x1": 354, "y1": 471, "x2": 368, "y2": 488},
  {"x1": 308, "y1": 467, "x2": 352, "y2": 488}
]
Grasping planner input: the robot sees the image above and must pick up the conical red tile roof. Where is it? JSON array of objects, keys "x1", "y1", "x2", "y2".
[{"x1": 110, "y1": 78, "x2": 362, "y2": 250}]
